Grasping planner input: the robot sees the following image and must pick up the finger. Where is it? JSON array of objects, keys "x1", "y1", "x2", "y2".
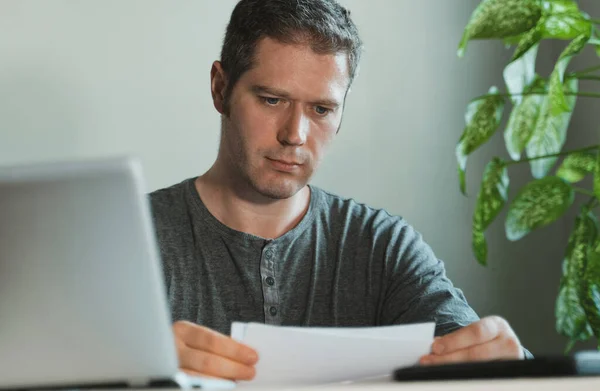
[
  {"x1": 431, "y1": 316, "x2": 506, "y2": 355},
  {"x1": 421, "y1": 336, "x2": 522, "y2": 365},
  {"x1": 177, "y1": 322, "x2": 259, "y2": 365},
  {"x1": 179, "y1": 345, "x2": 256, "y2": 381}
]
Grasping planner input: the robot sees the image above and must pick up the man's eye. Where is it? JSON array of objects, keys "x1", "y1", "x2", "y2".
[
  {"x1": 315, "y1": 106, "x2": 331, "y2": 115},
  {"x1": 263, "y1": 97, "x2": 281, "y2": 105}
]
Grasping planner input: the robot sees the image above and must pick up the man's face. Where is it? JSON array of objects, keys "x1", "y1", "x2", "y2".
[{"x1": 212, "y1": 37, "x2": 350, "y2": 199}]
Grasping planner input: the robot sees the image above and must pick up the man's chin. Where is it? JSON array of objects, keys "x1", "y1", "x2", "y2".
[{"x1": 253, "y1": 180, "x2": 306, "y2": 200}]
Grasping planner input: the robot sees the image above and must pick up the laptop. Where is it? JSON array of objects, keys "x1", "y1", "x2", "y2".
[{"x1": 0, "y1": 157, "x2": 234, "y2": 390}]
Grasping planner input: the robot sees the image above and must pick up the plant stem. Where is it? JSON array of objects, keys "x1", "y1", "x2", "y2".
[
  {"x1": 572, "y1": 92, "x2": 600, "y2": 99},
  {"x1": 570, "y1": 65, "x2": 600, "y2": 77},
  {"x1": 575, "y1": 75, "x2": 600, "y2": 82},
  {"x1": 471, "y1": 91, "x2": 600, "y2": 102},
  {"x1": 505, "y1": 145, "x2": 600, "y2": 166},
  {"x1": 575, "y1": 188, "x2": 596, "y2": 198}
]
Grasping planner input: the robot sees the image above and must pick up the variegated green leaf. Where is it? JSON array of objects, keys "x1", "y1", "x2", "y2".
[
  {"x1": 526, "y1": 77, "x2": 578, "y2": 178},
  {"x1": 505, "y1": 176, "x2": 574, "y2": 241},
  {"x1": 571, "y1": 211, "x2": 597, "y2": 278},
  {"x1": 456, "y1": 87, "x2": 505, "y2": 194},
  {"x1": 556, "y1": 152, "x2": 597, "y2": 183},
  {"x1": 556, "y1": 282, "x2": 594, "y2": 344},
  {"x1": 502, "y1": 32, "x2": 528, "y2": 49},
  {"x1": 541, "y1": 0, "x2": 592, "y2": 40},
  {"x1": 504, "y1": 77, "x2": 546, "y2": 160},
  {"x1": 544, "y1": 0, "x2": 578, "y2": 14},
  {"x1": 472, "y1": 229, "x2": 487, "y2": 267},
  {"x1": 504, "y1": 35, "x2": 525, "y2": 46},
  {"x1": 472, "y1": 158, "x2": 509, "y2": 265},
  {"x1": 591, "y1": 27, "x2": 600, "y2": 57},
  {"x1": 548, "y1": 70, "x2": 570, "y2": 116},
  {"x1": 582, "y1": 240, "x2": 600, "y2": 342},
  {"x1": 560, "y1": 30, "x2": 593, "y2": 58},
  {"x1": 548, "y1": 34, "x2": 590, "y2": 117},
  {"x1": 474, "y1": 159, "x2": 510, "y2": 229},
  {"x1": 556, "y1": 209, "x2": 597, "y2": 347},
  {"x1": 458, "y1": 0, "x2": 543, "y2": 57},
  {"x1": 511, "y1": 27, "x2": 543, "y2": 62},
  {"x1": 504, "y1": 44, "x2": 539, "y2": 106}
]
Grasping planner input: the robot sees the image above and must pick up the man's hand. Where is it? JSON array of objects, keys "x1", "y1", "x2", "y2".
[
  {"x1": 420, "y1": 316, "x2": 524, "y2": 365},
  {"x1": 173, "y1": 321, "x2": 259, "y2": 380}
]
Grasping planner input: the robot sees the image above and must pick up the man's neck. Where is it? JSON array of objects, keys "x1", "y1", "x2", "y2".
[{"x1": 195, "y1": 166, "x2": 311, "y2": 240}]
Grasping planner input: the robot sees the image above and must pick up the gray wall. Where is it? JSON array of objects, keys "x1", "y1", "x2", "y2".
[{"x1": 1, "y1": 0, "x2": 596, "y2": 354}]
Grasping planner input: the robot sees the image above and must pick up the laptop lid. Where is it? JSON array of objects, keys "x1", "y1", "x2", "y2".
[{"x1": 0, "y1": 157, "x2": 178, "y2": 389}]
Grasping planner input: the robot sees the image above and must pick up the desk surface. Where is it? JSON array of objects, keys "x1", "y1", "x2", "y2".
[
  {"x1": 85, "y1": 376, "x2": 600, "y2": 390},
  {"x1": 322, "y1": 376, "x2": 600, "y2": 391}
]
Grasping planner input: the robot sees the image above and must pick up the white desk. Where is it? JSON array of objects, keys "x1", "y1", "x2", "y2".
[
  {"x1": 319, "y1": 376, "x2": 600, "y2": 391},
  {"x1": 84, "y1": 376, "x2": 600, "y2": 390}
]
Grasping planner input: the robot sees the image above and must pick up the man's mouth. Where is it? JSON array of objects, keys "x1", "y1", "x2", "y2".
[
  {"x1": 266, "y1": 157, "x2": 303, "y2": 171},
  {"x1": 268, "y1": 158, "x2": 302, "y2": 165}
]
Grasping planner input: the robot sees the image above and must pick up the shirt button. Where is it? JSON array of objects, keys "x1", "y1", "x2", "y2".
[
  {"x1": 265, "y1": 250, "x2": 274, "y2": 260},
  {"x1": 269, "y1": 306, "x2": 278, "y2": 316},
  {"x1": 266, "y1": 276, "x2": 275, "y2": 286}
]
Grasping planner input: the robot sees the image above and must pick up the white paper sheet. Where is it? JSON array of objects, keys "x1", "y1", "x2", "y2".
[
  {"x1": 232, "y1": 322, "x2": 434, "y2": 388},
  {"x1": 230, "y1": 322, "x2": 248, "y2": 341},
  {"x1": 285, "y1": 322, "x2": 435, "y2": 341}
]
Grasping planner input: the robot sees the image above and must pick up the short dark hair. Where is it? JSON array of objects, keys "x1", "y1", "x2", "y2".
[{"x1": 220, "y1": 0, "x2": 363, "y2": 113}]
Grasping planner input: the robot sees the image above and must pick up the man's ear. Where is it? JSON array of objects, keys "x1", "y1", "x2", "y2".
[{"x1": 210, "y1": 61, "x2": 228, "y2": 115}]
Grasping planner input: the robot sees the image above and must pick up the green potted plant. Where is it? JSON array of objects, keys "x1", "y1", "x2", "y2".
[{"x1": 456, "y1": 0, "x2": 600, "y2": 351}]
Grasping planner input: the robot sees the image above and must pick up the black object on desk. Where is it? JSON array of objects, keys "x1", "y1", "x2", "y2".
[{"x1": 393, "y1": 351, "x2": 600, "y2": 382}]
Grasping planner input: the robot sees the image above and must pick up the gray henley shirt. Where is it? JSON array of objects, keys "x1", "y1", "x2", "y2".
[{"x1": 149, "y1": 177, "x2": 480, "y2": 337}]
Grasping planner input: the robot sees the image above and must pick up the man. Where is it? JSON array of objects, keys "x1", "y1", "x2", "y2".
[{"x1": 150, "y1": 0, "x2": 527, "y2": 381}]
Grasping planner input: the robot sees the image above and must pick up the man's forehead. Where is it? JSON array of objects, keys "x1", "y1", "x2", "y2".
[
  {"x1": 252, "y1": 37, "x2": 349, "y2": 74},
  {"x1": 245, "y1": 37, "x2": 350, "y2": 103}
]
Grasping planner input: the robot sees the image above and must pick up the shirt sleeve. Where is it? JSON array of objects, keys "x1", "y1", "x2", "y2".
[{"x1": 379, "y1": 220, "x2": 480, "y2": 336}]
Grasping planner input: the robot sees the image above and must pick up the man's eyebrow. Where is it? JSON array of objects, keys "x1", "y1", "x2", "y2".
[
  {"x1": 251, "y1": 85, "x2": 291, "y2": 99},
  {"x1": 250, "y1": 85, "x2": 341, "y2": 108},
  {"x1": 312, "y1": 98, "x2": 340, "y2": 109}
]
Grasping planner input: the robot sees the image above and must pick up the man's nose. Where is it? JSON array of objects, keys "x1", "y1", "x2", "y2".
[{"x1": 278, "y1": 105, "x2": 308, "y2": 146}]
